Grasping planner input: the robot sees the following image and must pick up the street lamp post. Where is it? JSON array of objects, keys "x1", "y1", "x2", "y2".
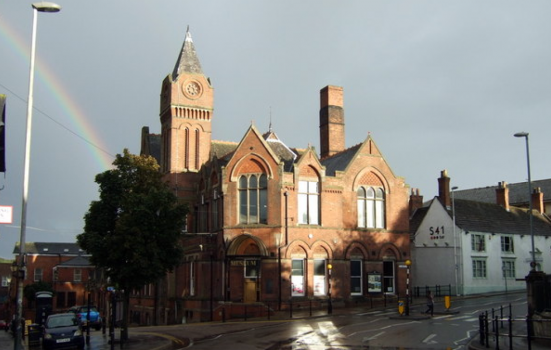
[
  {"x1": 405, "y1": 260, "x2": 411, "y2": 316},
  {"x1": 514, "y1": 132, "x2": 536, "y2": 272},
  {"x1": 327, "y1": 263, "x2": 332, "y2": 314},
  {"x1": 15, "y1": 3, "x2": 61, "y2": 350},
  {"x1": 451, "y1": 186, "x2": 460, "y2": 296}
]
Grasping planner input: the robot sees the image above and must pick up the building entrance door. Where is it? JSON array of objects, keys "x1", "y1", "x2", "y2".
[{"x1": 244, "y1": 280, "x2": 256, "y2": 303}]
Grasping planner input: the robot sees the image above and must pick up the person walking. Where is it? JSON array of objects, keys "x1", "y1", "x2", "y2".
[{"x1": 425, "y1": 290, "x2": 434, "y2": 316}]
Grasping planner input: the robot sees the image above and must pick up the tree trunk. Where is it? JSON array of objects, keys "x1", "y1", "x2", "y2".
[{"x1": 121, "y1": 289, "x2": 130, "y2": 342}]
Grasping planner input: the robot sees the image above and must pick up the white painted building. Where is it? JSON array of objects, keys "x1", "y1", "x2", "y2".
[{"x1": 410, "y1": 171, "x2": 551, "y2": 295}]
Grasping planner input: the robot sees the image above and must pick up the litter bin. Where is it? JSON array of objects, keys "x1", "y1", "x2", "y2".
[{"x1": 27, "y1": 324, "x2": 41, "y2": 348}]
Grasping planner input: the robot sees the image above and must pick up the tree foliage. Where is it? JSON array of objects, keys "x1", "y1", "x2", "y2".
[
  {"x1": 24, "y1": 281, "x2": 54, "y2": 303},
  {"x1": 77, "y1": 149, "x2": 187, "y2": 300}
]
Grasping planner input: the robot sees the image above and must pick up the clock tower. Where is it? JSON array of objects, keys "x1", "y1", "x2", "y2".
[{"x1": 160, "y1": 28, "x2": 214, "y2": 199}]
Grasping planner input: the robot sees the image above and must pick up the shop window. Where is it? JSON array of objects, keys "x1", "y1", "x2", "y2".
[
  {"x1": 313, "y1": 260, "x2": 326, "y2": 296},
  {"x1": 291, "y1": 259, "x2": 305, "y2": 296}
]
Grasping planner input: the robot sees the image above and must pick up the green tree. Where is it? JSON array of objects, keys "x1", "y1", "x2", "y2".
[
  {"x1": 23, "y1": 281, "x2": 54, "y2": 304},
  {"x1": 77, "y1": 149, "x2": 187, "y2": 340}
]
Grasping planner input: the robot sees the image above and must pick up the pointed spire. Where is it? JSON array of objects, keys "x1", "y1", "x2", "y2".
[{"x1": 172, "y1": 27, "x2": 204, "y2": 80}]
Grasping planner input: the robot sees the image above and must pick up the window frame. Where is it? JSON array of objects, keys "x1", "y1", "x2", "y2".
[
  {"x1": 502, "y1": 259, "x2": 516, "y2": 279},
  {"x1": 350, "y1": 260, "x2": 363, "y2": 296},
  {"x1": 313, "y1": 259, "x2": 327, "y2": 296},
  {"x1": 73, "y1": 269, "x2": 82, "y2": 282},
  {"x1": 34, "y1": 268, "x2": 43, "y2": 282},
  {"x1": 501, "y1": 236, "x2": 514, "y2": 253},
  {"x1": 357, "y1": 186, "x2": 385, "y2": 229},
  {"x1": 298, "y1": 180, "x2": 320, "y2": 225},
  {"x1": 471, "y1": 234, "x2": 486, "y2": 252},
  {"x1": 291, "y1": 259, "x2": 305, "y2": 297},
  {"x1": 239, "y1": 174, "x2": 268, "y2": 224},
  {"x1": 472, "y1": 258, "x2": 487, "y2": 278}
]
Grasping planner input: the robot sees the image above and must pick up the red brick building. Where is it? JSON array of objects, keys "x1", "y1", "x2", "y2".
[
  {"x1": 140, "y1": 29, "x2": 411, "y2": 324},
  {"x1": 11, "y1": 242, "x2": 98, "y2": 322}
]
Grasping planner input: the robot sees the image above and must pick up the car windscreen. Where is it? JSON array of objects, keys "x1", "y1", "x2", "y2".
[{"x1": 47, "y1": 315, "x2": 79, "y2": 328}]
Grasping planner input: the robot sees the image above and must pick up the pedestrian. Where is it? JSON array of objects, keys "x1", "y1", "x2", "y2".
[{"x1": 425, "y1": 290, "x2": 434, "y2": 316}]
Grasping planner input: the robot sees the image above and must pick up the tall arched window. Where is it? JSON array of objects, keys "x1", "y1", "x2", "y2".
[
  {"x1": 239, "y1": 174, "x2": 267, "y2": 224},
  {"x1": 298, "y1": 180, "x2": 319, "y2": 225},
  {"x1": 357, "y1": 186, "x2": 385, "y2": 228}
]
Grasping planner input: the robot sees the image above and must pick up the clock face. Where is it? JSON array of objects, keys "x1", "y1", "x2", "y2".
[{"x1": 182, "y1": 80, "x2": 202, "y2": 99}]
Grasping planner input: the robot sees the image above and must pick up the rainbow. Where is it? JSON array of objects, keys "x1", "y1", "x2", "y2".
[{"x1": 0, "y1": 13, "x2": 114, "y2": 171}]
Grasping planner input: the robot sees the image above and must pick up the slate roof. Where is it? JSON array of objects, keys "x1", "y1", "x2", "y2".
[
  {"x1": 57, "y1": 255, "x2": 92, "y2": 267},
  {"x1": 262, "y1": 130, "x2": 297, "y2": 172},
  {"x1": 410, "y1": 198, "x2": 551, "y2": 237},
  {"x1": 453, "y1": 179, "x2": 551, "y2": 205},
  {"x1": 13, "y1": 242, "x2": 88, "y2": 256},
  {"x1": 211, "y1": 140, "x2": 238, "y2": 162},
  {"x1": 172, "y1": 29, "x2": 203, "y2": 81},
  {"x1": 321, "y1": 144, "x2": 362, "y2": 176}
]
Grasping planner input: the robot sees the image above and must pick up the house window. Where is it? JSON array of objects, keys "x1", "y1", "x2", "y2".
[
  {"x1": 383, "y1": 261, "x2": 395, "y2": 293},
  {"x1": 350, "y1": 260, "x2": 362, "y2": 295},
  {"x1": 472, "y1": 259, "x2": 487, "y2": 278},
  {"x1": 239, "y1": 174, "x2": 267, "y2": 224},
  {"x1": 298, "y1": 180, "x2": 319, "y2": 225},
  {"x1": 501, "y1": 236, "x2": 514, "y2": 253},
  {"x1": 502, "y1": 259, "x2": 515, "y2": 278},
  {"x1": 471, "y1": 234, "x2": 486, "y2": 252},
  {"x1": 74, "y1": 269, "x2": 82, "y2": 282},
  {"x1": 34, "y1": 268, "x2": 43, "y2": 282},
  {"x1": 313, "y1": 260, "x2": 327, "y2": 296},
  {"x1": 357, "y1": 187, "x2": 385, "y2": 228},
  {"x1": 1, "y1": 276, "x2": 8, "y2": 287},
  {"x1": 291, "y1": 259, "x2": 305, "y2": 296}
]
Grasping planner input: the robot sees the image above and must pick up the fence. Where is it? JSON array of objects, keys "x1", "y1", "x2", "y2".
[{"x1": 478, "y1": 304, "x2": 551, "y2": 349}]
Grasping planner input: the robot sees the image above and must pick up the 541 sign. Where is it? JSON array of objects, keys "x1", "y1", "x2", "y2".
[{"x1": 429, "y1": 226, "x2": 445, "y2": 240}]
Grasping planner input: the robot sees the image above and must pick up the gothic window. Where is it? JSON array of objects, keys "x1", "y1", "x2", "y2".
[
  {"x1": 298, "y1": 180, "x2": 319, "y2": 225},
  {"x1": 239, "y1": 174, "x2": 267, "y2": 224},
  {"x1": 357, "y1": 186, "x2": 385, "y2": 228}
]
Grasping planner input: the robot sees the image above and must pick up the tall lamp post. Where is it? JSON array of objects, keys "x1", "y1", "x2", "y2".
[
  {"x1": 405, "y1": 259, "x2": 411, "y2": 316},
  {"x1": 514, "y1": 132, "x2": 536, "y2": 272},
  {"x1": 15, "y1": 3, "x2": 61, "y2": 350},
  {"x1": 451, "y1": 186, "x2": 460, "y2": 296}
]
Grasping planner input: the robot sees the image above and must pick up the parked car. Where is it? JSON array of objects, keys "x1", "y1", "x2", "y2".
[
  {"x1": 42, "y1": 313, "x2": 84, "y2": 350},
  {"x1": 0, "y1": 319, "x2": 7, "y2": 331},
  {"x1": 68, "y1": 306, "x2": 102, "y2": 331}
]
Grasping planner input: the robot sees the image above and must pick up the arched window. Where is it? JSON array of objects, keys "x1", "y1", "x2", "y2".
[
  {"x1": 357, "y1": 186, "x2": 385, "y2": 228},
  {"x1": 298, "y1": 180, "x2": 319, "y2": 225},
  {"x1": 239, "y1": 174, "x2": 267, "y2": 224}
]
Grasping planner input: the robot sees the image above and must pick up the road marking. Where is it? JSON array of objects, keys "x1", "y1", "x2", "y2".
[
  {"x1": 363, "y1": 331, "x2": 385, "y2": 342},
  {"x1": 422, "y1": 333, "x2": 437, "y2": 345}
]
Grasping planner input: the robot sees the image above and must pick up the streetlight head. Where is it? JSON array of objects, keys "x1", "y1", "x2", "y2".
[
  {"x1": 32, "y1": 2, "x2": 62, "y2": 12},
  {"x1": 514, "y1": 132, "x2": 529, "y2": 138}
]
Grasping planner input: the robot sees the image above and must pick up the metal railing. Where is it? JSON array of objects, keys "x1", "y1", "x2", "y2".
[{"x1": 478, "y1": 304, "x2": 551, "y2": 349}]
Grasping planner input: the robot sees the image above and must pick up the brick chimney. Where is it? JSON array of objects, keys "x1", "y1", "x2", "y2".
[
  {"x1": 438, "y1": 170, "x2": 451, "y2": 209},
  {"x1": 495, "y1": 181, "x2": 510, "y2": 211},
  {"x1": 409, "y1": 188, "x2": 424, "y2": 216},
  {"x1": 319, "y1": 85, "x2": 345, "y2": 159},
  {"x1": 532, "y1": 187, "x2": 544, "y2": 213}
]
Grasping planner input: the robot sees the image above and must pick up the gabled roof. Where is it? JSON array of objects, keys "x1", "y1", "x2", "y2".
[
  {"x1": 411, "y1": 198, "x2": 551, "y2": 237},
  {"x1": 172, "y1": 28, "x2": 203, "y2": 81},
  {"x1": 13, "y1": 242, "x2": 88, "y2": 256},
  {"x1": 321, "y1": 144, "x2": 361, "y2": 176},
  {"x1": 454, "y1": 179, "x2": 551, "y2": 205},
  {"x1": 211, "y1": 140, "x2": 238, "y2": 161},
  {"x1": 262, "y1": 130, "x2": 297, "y2": 172}
]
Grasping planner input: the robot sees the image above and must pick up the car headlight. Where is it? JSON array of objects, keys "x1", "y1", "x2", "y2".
[
  {"x1": 44, "y1": 333, "x2": 52, "y2": 340},
  {"x1": 74, "y1": 329, "x2": 83, "y2": 336}
]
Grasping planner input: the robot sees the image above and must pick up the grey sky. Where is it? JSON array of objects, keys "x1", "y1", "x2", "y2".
[{"x1": 1, "y1": 1, "x2": 550, "y2": 258}]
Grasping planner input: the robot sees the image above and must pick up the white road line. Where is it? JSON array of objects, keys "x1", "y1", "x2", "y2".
[
  {"x1": 363, "y1": 331, "x2": 385, "y2": 342},
  {"x1": 422, "y1": 333, "x2": 437, "y2": 344}
]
